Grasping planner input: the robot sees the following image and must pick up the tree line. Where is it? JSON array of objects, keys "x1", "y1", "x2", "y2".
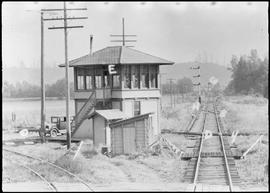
[
  {"x1": 224, "y1": 49, "x2": 268, "y2": 98},
  {"x1": 161, "y1": 77, "x2": 193, "y2": 95},
  {"x1": 3, "y1": 79, "x2": 74, "y2": 98}
]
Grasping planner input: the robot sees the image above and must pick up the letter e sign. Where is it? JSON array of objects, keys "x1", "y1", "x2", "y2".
[{"x1": 108, "y1": 65, "x2": 117, "y2": 74}]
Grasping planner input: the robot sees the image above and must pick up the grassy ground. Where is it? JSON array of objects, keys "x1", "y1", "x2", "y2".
[
  {"x1": 4, "y1": 94, "x2": 267, "y2": 188},
  {"x1": 222, "y1": 95, "x2": 268, "y2": 186},
  {"x1": 161, "y1": 94, "x2": 195, "y2": 131},
  {"x1": 3, "y1": 94, "x2": 195, "y2": 186}
]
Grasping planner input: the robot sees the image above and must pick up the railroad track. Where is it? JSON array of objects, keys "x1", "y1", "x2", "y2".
[
  {"x1": 3, "y1": 148, "x2": 94, "y2": 192},
  {"x1": 183, "y1": 98, "x2": 241, "y2": 191}
]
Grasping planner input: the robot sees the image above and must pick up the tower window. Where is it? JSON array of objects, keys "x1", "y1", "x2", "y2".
[
  {"x1": 150, "y1": 65, "x2": 158, "y2": 88},
  {"x1": 112, "y1": 74, "x2": 120, "y2": 88},
  {"x1": 141, "y1": 65, "x2": 149, "y2": 88},
  {"x1": 134, "y1": 101, "x2": 141, "y2": 116},
  {"x1": 95, "y1": 75, "x2": 102, "y2": 88},
  {"x1": 133, "y1": 65, "x2": 140, "y2": 89},
  {"x1": 77, "y1": 68, "x2": 85, "y2": 90},
  {"x1": 124, "y1": 65, "x2": 131, "y2": 89}
]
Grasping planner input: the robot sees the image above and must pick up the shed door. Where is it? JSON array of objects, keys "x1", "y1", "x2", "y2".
[
  {"x1": 112, "y1": 126, "x2": 124, "y2": 155},
  {"x1": 123, "y1": 124, "x2": 136, "y2": 154}
]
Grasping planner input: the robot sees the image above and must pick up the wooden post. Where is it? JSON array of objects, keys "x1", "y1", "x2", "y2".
[
  {"x1": 40, "y1": 11, "x2": 46, "y2": 143},
  {"x1": 73, "y1": 141, "x2": 84, "y2": 160},
  {"x1": 242, "y1": 135, "x2": 264, "y2": 159},
  {"x1": 64, "y1": 2, "x2": 71, "y2": 150}
]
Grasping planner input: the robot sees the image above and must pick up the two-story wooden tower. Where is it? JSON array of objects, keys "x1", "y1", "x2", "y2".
[{"x1": 60, "y1": 45, "x2": 174, "y2": 154}]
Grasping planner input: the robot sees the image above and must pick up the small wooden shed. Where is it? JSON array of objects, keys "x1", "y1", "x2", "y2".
[
  {"x1": 88, "y1": 109, "x2": 127, "y2": 149},
  {"x1": 109, "y1": 112, "x2": 153, "y2": 155}
]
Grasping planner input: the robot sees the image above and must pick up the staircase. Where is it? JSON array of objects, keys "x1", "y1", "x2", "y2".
[{"x1": 71, "y1": 91, "x2": 96, "y2": 136}]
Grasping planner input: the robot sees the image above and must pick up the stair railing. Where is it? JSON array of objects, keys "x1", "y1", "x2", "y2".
[{"x1": 71, "y1": 90, "x2": 96, "y2": 133}]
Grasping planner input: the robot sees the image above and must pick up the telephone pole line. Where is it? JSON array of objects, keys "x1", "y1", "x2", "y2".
[{"x1": 43, "y1": 2, "x2": 87, "y2": 149}]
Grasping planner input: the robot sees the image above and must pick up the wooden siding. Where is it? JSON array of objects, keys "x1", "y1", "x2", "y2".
[
  {"x1": 93, "y1": 116, "x2": 106, "y2": 146},
  {"x1": 112, "y1": 89, "x2": 160, "y2": 99},
  {"x1": 122, "y1": 100, "x2": 133, "y2": 118},
  {"x1": 72, "y1": 100, "x2": 93, "y2": 139},
  {"x1": 74, "y1": 89, "x2": 111, "y2": 100},
  {"x1": 135, "y1": 120, "x2": 146, "y2": 150},
  {"x1": 141, "y1": 99, "x2": 159, "y2": 136},
  {"x1": 123, "y1": 123, "x2": 136, "y2": 154},
  {"x1": 111, "y1": 116, "x2": 150, "y2": 155},
  {"x1": 112, "y1": 101, "x2": 121, "y2": 110},
  {"x1": 112, "y1": 126, "x2": 124, "y2": 154}
]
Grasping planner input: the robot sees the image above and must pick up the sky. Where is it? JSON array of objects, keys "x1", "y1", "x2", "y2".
[{"x1": 2, "y1": 1, "x2": 268, "y2": 69}]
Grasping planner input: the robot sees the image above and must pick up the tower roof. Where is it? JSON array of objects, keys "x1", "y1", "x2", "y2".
[{"x1": 59, "y1": 46, "x2": 174, "y2": 67}]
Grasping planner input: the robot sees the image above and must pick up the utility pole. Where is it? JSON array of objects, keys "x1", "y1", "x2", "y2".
[
  {"x1": 42, "y1": 2, "x2": 87, "y2": 149},
  {"x1": 110, "y1": 17, "x2": 137, "y2": 47},
  {"x1": 190, "y1": 62, "x2": 201, "y2": 103},
  {"x1": 40, "y1": 11, "x2": 46, "y2": 143}
]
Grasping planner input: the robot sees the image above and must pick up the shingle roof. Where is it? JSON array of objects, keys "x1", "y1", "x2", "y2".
[
  {"x1": 88, "y1": 109, "x2": 128, "y2": 120},
  {"x1": 59, "y1": 46, "x2": 174, "y2": 67}
]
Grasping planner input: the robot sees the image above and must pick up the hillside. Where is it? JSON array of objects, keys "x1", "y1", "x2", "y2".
[
  {"x1": 3, "y1": 66, "x2": 74, "y2": 85},
  {"x1": 3, "y1": 62, "x2": 231, "y2": 87},
  {"x1": 160, "y1": 62, "x2": 232, "y2": 87}
]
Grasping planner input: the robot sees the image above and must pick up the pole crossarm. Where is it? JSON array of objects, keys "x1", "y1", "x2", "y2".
[
  {"x1": 110, "y1": 34, "x2": 137, "y2": 37},
  {"x1": 41, "y1": 8, "x2": 87, "y2": 11},
  {"x1": 190, "y1": 66, "x2": 200, "y2": 69},
  {"x1": 43, "y1": 17, "x2": 88, "y2": 21},
  {"x1": 48, "y1": 26, "x2": 84, "y2": 30},
  {"x1": 110, "y1": 18, "x2": 137, "y2": 47},
  {"x1": 110, "y1": 40, "x2": 137, "y2": 42}
]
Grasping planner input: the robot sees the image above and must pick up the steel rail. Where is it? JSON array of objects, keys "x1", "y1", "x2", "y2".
[
  {"x1": 4, "y1": 156, "x2": 57, "y2": 192},
  {"x1": 192, "y1": 100, "x2": 209, "y2": 191},
  {"x1": 3, "y1": 148, "x2": 95, "y2": 192},
  {"x1": 214, "y1": 102, "x2": 234, "y2": 192}
]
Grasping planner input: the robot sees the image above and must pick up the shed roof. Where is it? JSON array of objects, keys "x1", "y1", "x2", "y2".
[
  {"x1": 109, "y1": 112, "x2": 153, "y2": 128},
  {"x1": 59, "y1": 46, "x2": 174, "y2": 67},
  {"x1": 88, "y1": 109, "x2": 128, "y2": 120}
]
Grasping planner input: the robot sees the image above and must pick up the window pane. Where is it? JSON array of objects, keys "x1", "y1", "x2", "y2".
[
  {"x1": 104, "y1": 75, "x2": 110, "y2": 88},
  {"x1": 113, "y1": 75, "x2": 120, "y2": 88},
  {"x1": 150, "y1": 73, "x2": 156, "y2": 88},
  {"x1": 77, "y1": 75, "x2": 84, "y2": 90},
  {"x1": 141, "y1": 65, "x2": 149, "y2": 88},
  {"x1": 124, "y1": 65, "x2": 131, "y2": 89},
  {"x1": 134, "y1": 101, "x2": 140, "y2": 116},
  {"x1": 95, "y1": 76, "x2": 102, "y2": 88},
  {"x1": 86, "y1": 76, "x2": 93, "y2": 89},
  {"x1": 133, "y1": 66, "x2": 140, "y2": 88}
]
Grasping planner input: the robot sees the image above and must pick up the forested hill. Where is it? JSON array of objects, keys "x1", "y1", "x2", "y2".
[
  {"x1": 3, "y1": 66, "x2": 74, "y2": 86},
  {"x1": 160, "y1": 62, "x2": 232, "y2": 87}
]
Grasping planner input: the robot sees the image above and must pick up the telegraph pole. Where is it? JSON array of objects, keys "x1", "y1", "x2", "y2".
[
  {"x1": 63, "y1": 2, "x2": 71, "y2": 149},
  {"x1": 42, "y1": 2, "x2": 87, "y2": 149},
  {"x1": 190, "y1": 62, "x2": 201, "y2": 103},
  {"x1": 110, "y1": 17, "x2": 137, "y2": 47},
  {"x1": 40, "y1": 11, "x2": 46, "y2": 143}
]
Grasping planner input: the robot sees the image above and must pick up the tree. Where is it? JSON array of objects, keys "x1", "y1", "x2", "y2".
[
  {"x1": 176, "y1": 77, "x2": 193, "y2": 95},
  {"x1": 225, "y1": 49, "x2": 268, "y2": 98}
]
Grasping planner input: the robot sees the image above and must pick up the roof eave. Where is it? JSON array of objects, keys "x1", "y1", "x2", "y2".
[{"x1": 59, "y1": 62, "x2": 174, "y2": 68}]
